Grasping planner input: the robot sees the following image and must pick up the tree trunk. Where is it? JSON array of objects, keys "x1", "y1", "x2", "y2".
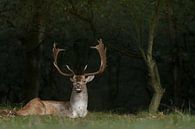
[
  {"x1": 23, "y1": 47, "x2": 41, "y2": 102},
  {"x1": 165, "y1": 0, "x2": 183, "y2": 103},
  {"x1": 140, "y1": 0, "x2": 164, "y2": 113},
  {"x1": 145, "y1": 56, "x2": 164, "y2": 113},
  {"x1": 22, "y1": 12, "x2": 45, "y2": 103}
]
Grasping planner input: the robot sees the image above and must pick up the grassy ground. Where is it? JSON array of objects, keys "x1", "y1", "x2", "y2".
[{"x1": 0, "y1": 111, "x2": 195, "y2": 129}]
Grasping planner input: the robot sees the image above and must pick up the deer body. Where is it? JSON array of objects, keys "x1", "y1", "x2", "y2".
[
  {"x1": 16, "y1": 75, "x2": 94, "y2": 118},
  {"x1": 16, "y1": 98, "x2": 71, "y2": 116},
  {"x1": 16, "y1": 88, "x2": 88, "y2": 118},
  {"x1": 16, "y1": 39, "x2": 106, "y2": 118}
]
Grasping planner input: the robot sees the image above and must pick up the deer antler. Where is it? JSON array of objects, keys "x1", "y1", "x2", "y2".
[
  {"x1": 84, "y1": 39, "x2": 107, "y2": 76},
  {"x1": 53, "y1": 43, "x2": 74, "y2": 76}
]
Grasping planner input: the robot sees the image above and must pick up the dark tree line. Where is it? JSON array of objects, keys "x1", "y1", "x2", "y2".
[{"x1": 0, "y1": 0, "x2": 195, "y2": 113}]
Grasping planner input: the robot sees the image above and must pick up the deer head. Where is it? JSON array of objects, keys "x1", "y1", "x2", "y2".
[{"x1": 53, "y1": 39, "x2": 107, "y2": 93}]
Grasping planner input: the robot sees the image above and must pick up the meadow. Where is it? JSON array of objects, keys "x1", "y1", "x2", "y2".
[{"x1": 0, "y1": 110, "x2": 195, "y2": 129}]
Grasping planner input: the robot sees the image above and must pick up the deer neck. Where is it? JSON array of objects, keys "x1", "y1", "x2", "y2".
[{"x1": 70, "y1": 85, "x2": 88, "y2": 117}]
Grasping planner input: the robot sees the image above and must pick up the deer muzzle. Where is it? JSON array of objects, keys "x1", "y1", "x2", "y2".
[{"x1": 75, "y1": 84, "x2": 82, "y2": 93}]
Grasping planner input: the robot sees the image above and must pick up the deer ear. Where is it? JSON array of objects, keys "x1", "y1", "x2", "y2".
[{"x1": 86, "y1": 75, "x2": 95, "y2": 82}]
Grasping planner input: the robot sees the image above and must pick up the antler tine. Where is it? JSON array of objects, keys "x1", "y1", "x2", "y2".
[
  {"x1": 53, "y1": 43, "x2": 74, "y2": 76},
  {"x1": 84, "y1": 65, "x2": 88, "y2": 71},
  {"x1": 84, "y1": 39, "x2": 107, "y2": 76},
  {"x1": 66, "y1": 65, "x2": 75, "y2": 75}
]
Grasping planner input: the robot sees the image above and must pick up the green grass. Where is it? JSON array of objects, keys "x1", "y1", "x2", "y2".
[{"x1": 0, "y1": 111, "x2": 195, "y2": 129}]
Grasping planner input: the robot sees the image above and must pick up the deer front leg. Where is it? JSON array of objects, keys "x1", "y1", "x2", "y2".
[{"x1": 79, "y1": 110, "x2": 88, "y2": 118}]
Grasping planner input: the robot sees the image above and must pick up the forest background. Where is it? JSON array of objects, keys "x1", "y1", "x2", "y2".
[{"x1": 0, "y1": 0, "x2": 195, "y2": 114}]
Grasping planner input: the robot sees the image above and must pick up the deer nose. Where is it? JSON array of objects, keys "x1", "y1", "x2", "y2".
[
  {"x1": 75, "y1": 83, "x2": 80, "y2": 87},
  {"x1": 75, "y1": 84, "x2": 82, "y2": 92}
]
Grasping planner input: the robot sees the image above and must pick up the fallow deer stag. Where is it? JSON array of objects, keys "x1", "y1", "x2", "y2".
[{"x1": 16, "y1": 39, "x2": 106, "y2": 118}]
